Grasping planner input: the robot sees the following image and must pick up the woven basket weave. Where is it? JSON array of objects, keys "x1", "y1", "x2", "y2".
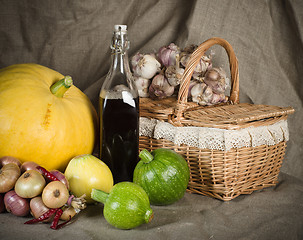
[{"x1": 139, "y1": 37, "x2": 294, "y2": 201}]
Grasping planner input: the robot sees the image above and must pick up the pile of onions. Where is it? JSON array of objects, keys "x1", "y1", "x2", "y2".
[{"x1": 0, "y1": 156, "x2": 85, "y2": 229}]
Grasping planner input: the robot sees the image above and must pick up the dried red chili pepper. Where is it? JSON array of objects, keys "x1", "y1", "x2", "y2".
[
  {"x1": 36, "y1": 166, "x2": 60, "y2": 182},
  {"x1": 24, "y1": 208, "x2": 57, "y2": 224}
]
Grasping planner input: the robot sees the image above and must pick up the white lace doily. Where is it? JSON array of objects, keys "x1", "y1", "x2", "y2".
[{"x1": 139, "y1": 117, "x2": 289, "y2": 151}]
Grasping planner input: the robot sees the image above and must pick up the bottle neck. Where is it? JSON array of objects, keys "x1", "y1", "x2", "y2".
[
  {"x1": 111, "y1": 49, "x2": 130, "y2": 74},
  {"x1": 100, "y1": 27, "x2": 138, "y2": 99},
  {"x1": 110, "y1": 30, "x2": 131, "y2": 74}
]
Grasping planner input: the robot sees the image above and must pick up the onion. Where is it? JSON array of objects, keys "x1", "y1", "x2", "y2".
[
  {"x1": 0, "y1": 193, "x2": 5, "y2": 213},
  {"x1": 0, "y1": 156, "x2": 21, "y2": 168},
  {"x1": 50, "y1": 170, "x2": 69, "y2": 189},
  {"x1": 60, "y1": 206, "x2": 77, "y2": 221},
  {"x1": 15, "y1": 170, "x2": 46, "y2": 198},
  {"x1": 21, "y1": 161, "x2": 40, "y2": 173},
  {"x1": 42, "y1": 181, "x2": 69, "y2": 209},
  {"x1": 4, "y1": 190, "x2": 30, "y2": 216},
  {"x1": 30, "y1": 196, "x2": 52, "y2": 222},
  {"x1": 0, "y1": 163, "x2": 21, "y2": 193}
]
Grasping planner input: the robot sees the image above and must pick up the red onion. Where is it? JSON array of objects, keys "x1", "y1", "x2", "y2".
[
  {"x1": 0, "y1": 156, "x2": 21, "y2": 168},
  {"x1": 4, "y1": 190, "x2": 30, "y2": 217},
  {"x1": 50, "y1": 170, "x2": 69, "y2": 189},
  {"x1": 0, "y1": 193, "x2": 5, "y2": 213},
  {"x1": 21, "y1": 161, "x2": 40, "y2": 173},
  {"x1": 30, "y1": 196, "x2": 53, "y2": 222}
]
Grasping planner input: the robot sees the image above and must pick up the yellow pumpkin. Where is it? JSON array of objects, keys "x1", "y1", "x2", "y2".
[{"x1": 0, "y1": 63, "x2": 98, "y2": 171}]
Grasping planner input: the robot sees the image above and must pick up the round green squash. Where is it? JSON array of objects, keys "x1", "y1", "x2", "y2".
[
  {"x1": 91, "y1": 182, "x2": 153, "y2": 230},
  {"x1": 133, "y1": 148, "x2": 190, "y2": 205}
]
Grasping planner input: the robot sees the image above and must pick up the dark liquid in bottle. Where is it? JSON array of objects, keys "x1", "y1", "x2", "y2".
[{"x1": 99, "y1": 96, "x2": 139, "y2": 183}]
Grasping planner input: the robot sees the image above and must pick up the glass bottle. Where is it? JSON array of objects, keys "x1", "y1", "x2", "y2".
[{"x1": 99, "y1": 25, "x2": 139, "y2": 183}]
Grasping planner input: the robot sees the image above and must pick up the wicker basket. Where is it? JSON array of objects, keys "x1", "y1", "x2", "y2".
[{"x1": 139, "y1": 37, "x2": 294, "y2": 201}]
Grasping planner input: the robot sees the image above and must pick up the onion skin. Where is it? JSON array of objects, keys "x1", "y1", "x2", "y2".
[
  {"x1": 50, "y1": 170, "x2": 69, "y2": 189},
  {"x1": 42, "y1": 181, "x2": 69, "y2": 209},
  {"x1": 15, "y1": 170, "x2": 46, "y2": 198},
  {"x1": 0, "y1": 156, "x2": 21, "y2": 168},
  {"x1": 21, "y1": 161, "x2": 40, "y2": 173},
  {"x1": 0, "y1": 194, "x2": 5, "y2": 213},
  {"x1": 30, "y1": 196, "x2": 53, "y2": 223},
  {"x1": 0, "y1": 163, "x2": 21, "y2": 193},
  {"x1": 4, "y1": 190, "x2": 30, "y2": 217}
]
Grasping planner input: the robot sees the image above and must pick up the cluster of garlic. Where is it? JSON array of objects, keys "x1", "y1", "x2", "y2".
[{"x1": 131, "y1": 43, "x2": 229, "y2": 105}]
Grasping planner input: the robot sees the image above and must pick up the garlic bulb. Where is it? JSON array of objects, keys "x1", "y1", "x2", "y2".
[
  {"x1": 188, "y1": 80, "x2": 199, "y2": 98},
  {"x1": 165, "y1": 65, "x2": 185, "y2": 87},
  {"x1": 210, "y1": 93, "x2": 227, "y2": 104},
  {"x1": 131, "y1": 52, "x2": 143, "y2": 70},
  {"x1": 131, "y1": 53, "x2": 161, "y2": 79},
  {"x1": 203, "y1": 67, "x2": 226, "y2": 94},
  {"x1": 180, "y1": 54, "x2": 212, "y2": 76},
  {"x1": 180, "y1": 44, "x2": 212, "y2": 76},
  {"x1": 191, "y1": 83, "x2": 213, "y2": 105},
  {"x1": 191, "y1": 82, "x2": 227, "y2": 105},
  {"x1": 149, "y1": 74, "x2": 174, "y2": 99},
  {"x1": 134, "y1": 76, "x2": 150, "y2": 98},
  {"x1": 158, "y1": 43, "x2": 181, "y2": 67}
]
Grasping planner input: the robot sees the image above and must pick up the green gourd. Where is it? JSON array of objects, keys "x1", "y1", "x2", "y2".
[
  {"x1": 133, "y1": 148, "x2": 190, "y2": 205},
  {"x1": 91, "y1": 182, "x2": 153, "y2": 229}
]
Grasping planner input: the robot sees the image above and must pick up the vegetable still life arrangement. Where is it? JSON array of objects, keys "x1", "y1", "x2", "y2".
[
  {"x1": 0, "y1": 39, "x2": 214, "y2": 230},
  {"x1": 131, "y1": 43, "x2": 230, "y2": 105},
  {"x1": 0, "y1": 149, "x2": 190, "y2": 230}
]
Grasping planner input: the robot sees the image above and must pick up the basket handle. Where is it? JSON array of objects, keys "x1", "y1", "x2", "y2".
[{"x1": 173, "y1": 37, "x2": 239, "y2": 124}]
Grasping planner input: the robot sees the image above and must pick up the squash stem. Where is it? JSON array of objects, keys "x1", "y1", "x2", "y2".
[
  {"x1": 50, "y1": 76, "x2": 73, "y2": 98},
  {"x1": 91, "y1": 188, "x2": 109, "y2": 204},
  {"x1": 139, "y1": 149, "x2": 154, "y2": 164}
]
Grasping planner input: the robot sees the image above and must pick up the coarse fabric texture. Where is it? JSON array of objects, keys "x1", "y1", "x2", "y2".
[{"x1": 0, "y1": 0, "x2": 302, "y2": 239}]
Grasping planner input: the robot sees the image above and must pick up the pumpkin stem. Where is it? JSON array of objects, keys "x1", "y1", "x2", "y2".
[
  {"x1": 139, "y1": 149, "x2": 154, "y2": 164},
  {"x1": 91, "y1": 188, "x2": 109, "y2": 204},
  {"x1": 50, "y1": 76, "x2": 73, "y2": 98}
]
